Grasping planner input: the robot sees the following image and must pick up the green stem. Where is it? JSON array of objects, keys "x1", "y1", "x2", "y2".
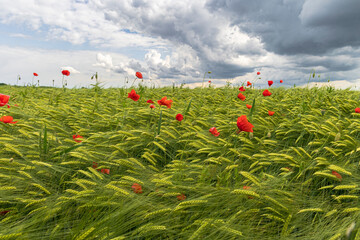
[{"x1": 156, "y1": 108, "x2": 163, "y2": 136}]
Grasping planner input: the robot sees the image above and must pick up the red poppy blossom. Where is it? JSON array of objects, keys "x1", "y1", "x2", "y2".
[
  {"x1": 131, "y1": 183, "x2": 143, "y2": 194},
  {"x1": 177, "y1": 193, "x2": 186, "y2": 201},
  {"x1": 157, "y1": 96, "x2": 173, "y2": 108},
  {"x1": 331, "y1": 171, "x2": 342, "y2": 180},
  {"x1": 268, "y1": 80, "x2": 273, "y2": 87},
  {"x1": 101, "y1": 169, "x2": 110, "y2": 174},
  {"x1": 72, "y1": 135, "x2": 83, "y2": 143},
  {"x1": 262, "y1": 89, "x2": 272, "y2": 96},
  {"x1": 147, "y1": 100, "x2": 154, "y2": 103},
  {"x1": 237, "y1": 93, "x2": 246, "y2": 101},
  {"x1": 128, "y1": 89, "x2": 140, "y2": 101},
  {"x1": 150, "y1": 104, "x2": 155, "y2": 109},
  {"x1": 237, "y1": 115, "x2": 254, "y2": 133},
  {"x1": 246, "y1": 104, "x2": 252, "y2": 109},
  {"x1": 176, "y1": 114, "x2": 183, "y2": 121},
  {"x1": 61, "y1": 70, "x2": 70, "y2": 76},
  {"x1": 92, "y1": 162, "x2": 98, "y2": 169},
  {"x1": 0, "y1": 94, "x2": 10, "y2": 107},
  {"x1": 208, "y1": 80, "x2": 211, "y2": 83},
  {"x1": 6, "y1": 104, "x2": 10, "y2": 108},
  {"x1": 135, "y1": 72, "x2": 143, "y2": 79},
  {"x1": 239, "y1": 86, "x2": 246, "y2": 92},
  {"x1": 280, "y1": 80, "x2": 283, "y2": 83},
  {"x1": 257, "y1": 72, "x2": 260, "y2": 75},
  {"x1": 209, "y1": 127, "x2": 220, "y2": 137},
  {"x1": 33, "y1": 72, "x2": 38, "y2": 77},
  {"x1": 268, "y1": 111, "x2": 275, "y2": 116},
  {"x1": 355, "y1": 108, "x2": 360, "y2": 113},
  {"x1": 247, "y1": 81, "x2": 252, "y2": 86},
  {"x1": 0, "y1": 116, "x2": 17, "y2": 124}
]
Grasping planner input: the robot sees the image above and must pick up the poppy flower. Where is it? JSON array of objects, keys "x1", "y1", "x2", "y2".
[
  {"x1": 209, "y1": 127, "x2": 220, "y2": 137},
  {"x1": 268, "y1": 80, "x2": 273, "y2": 87},
  {"x1": 280, "y1": 80, "x2": 283, "y2": 83},
  {"x1": 150, "y1": 104, "x2": 155, "y2": 109},
  {"x1": 246, "y1": 104, "x2": 252, "y2": 109},
  {"x1": 131, "y1": 183, "x2": 143, "y2": 194},
  {"x1": 33, "y1": 73, "x2": 38, "y2": 77},
  {"x1": 331, "y1": 171, "x2": 342, "y2": 180},
  {"x1": 262, "y1": 89, "x2": 272, "y2": 96},
  {"x1": 268, "y1": 111, "x2": 275, "y2": 116},
  {"x1": 147, "y1": 100, "x2": 154, "y2": 103},
  {"x1": 6, "y1": 104, "x2": 10, "y2": 108},
  {"x1": 157, "y1": 96, "x2": 173, "y2": 109},
  {"x1": 237, "y1": 115, "x2": 254, "y2": 133},
  {"x1": 208, "y1": 80, "x2": 211, "y2": 83},
  {"x1": 176, "y1": 113, "x2": 184, "y2": 122},
  {"x1": 72, "y1": 135, "x2": 83, "y2": 143},
  {"x1": 101, "y1": 169, "x2": 110, "y2": 174},
  {"x1": 0, "y1": 94, "x2": 10, "y2": 107},
  {"x1": 0, "y1": 210, "x2": 10, "y2": 216},
  {"x1": 61, "y1": 70, "x2": 70, "y2": 76},
  {"x1": 92, "y1": 162, "x2": 98, "y2": 169},
  {"x1": 135, "y1": 72, "x2": 143, "y2": 79},
  {"x1": 257, "y1": 72, "x2": 260, "y2": 75},
  {"x1": 0, "y1": 116, "x2": 17, "y2": 124},
  {"x1": 355, "y1": 108, "x2": 360, "y2": 113},
  {"x1": 128, "y1": 89, "x2": 140, "y2": 101},
  {"x1": 237, "y1": 93, "x2": 246, "y2": 101},
  {"x1": 177, "y1": 193, "x2": 186, "y2": 201},
  {"x1": 247, "y1": 81, "x2": 252, "y2": 86},
  {"x1": 239, "y1": 86, "x2": 246, "y2": 92}
]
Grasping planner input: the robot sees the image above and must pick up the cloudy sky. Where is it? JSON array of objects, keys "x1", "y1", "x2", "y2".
[{"x1": 0, "y1": 0, "x2": 359, "y2": 88}]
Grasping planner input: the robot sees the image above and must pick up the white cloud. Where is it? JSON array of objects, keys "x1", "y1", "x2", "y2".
[
  {"x1": 94, "y1": 53, "x2": 113, "y2": 69},
  {"x1": 0, "y1": 0, "x2": 168, "y2": 48},
  {"x1": 0, "y1": 45, "x2": 131, "y2": 88},
  {"x1": 9, "y1": 33, "x2": 31, "y2": 39}
]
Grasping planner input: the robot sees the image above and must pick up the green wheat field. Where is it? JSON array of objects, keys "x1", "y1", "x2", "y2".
[{"x1": 1, "y1": 84, "x2": 360, "y2": 239}]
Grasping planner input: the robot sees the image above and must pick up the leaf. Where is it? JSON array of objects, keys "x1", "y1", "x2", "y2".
[
  {"x1": 157, "y1": 109, "x2": 162, "y2": 136},
  {"x1": 183, "y1": 98, "x2": 192, "y2": 116}
]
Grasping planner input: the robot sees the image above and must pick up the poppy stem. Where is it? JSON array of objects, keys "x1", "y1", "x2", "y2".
[
  {"x1": 249, "y1": 98, "x2": 256, "y2": 121},
  {"x1": 131, "y1": 78, "x2": 137, "y2": 88}
]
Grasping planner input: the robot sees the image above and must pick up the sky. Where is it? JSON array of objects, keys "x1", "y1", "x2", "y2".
[{"x1": 0, "y1": 0, "x2": 359, "y2": 89}]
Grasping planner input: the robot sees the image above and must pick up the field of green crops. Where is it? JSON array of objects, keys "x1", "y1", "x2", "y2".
[{"x1": 1, "y1": 84, "x2": 360, "y2": 239}]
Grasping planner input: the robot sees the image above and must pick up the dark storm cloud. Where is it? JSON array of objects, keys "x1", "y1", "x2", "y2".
[
  {"x1": 299, "y1": 0, "x2": 360, "y2": 52},
  {"x1": 95, "y1": 0, "x2": 360, "y2": 84},
  {"x1": 97, "y1": 1, "x2": 263, "y2": 79},
  {"x1": 205, "y1": 0, "x2": 360, "y2": 56},
  {"x1": 201, "y1": 60, "x2": 254, "y2": 79},
  {"x1": 295, "y1": 56, "x2": 358, "y2": 72}
]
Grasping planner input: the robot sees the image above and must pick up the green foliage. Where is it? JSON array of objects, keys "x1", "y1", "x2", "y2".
[{"x1": 1, "y1": 85, "x2": 360, "y2": 239}]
